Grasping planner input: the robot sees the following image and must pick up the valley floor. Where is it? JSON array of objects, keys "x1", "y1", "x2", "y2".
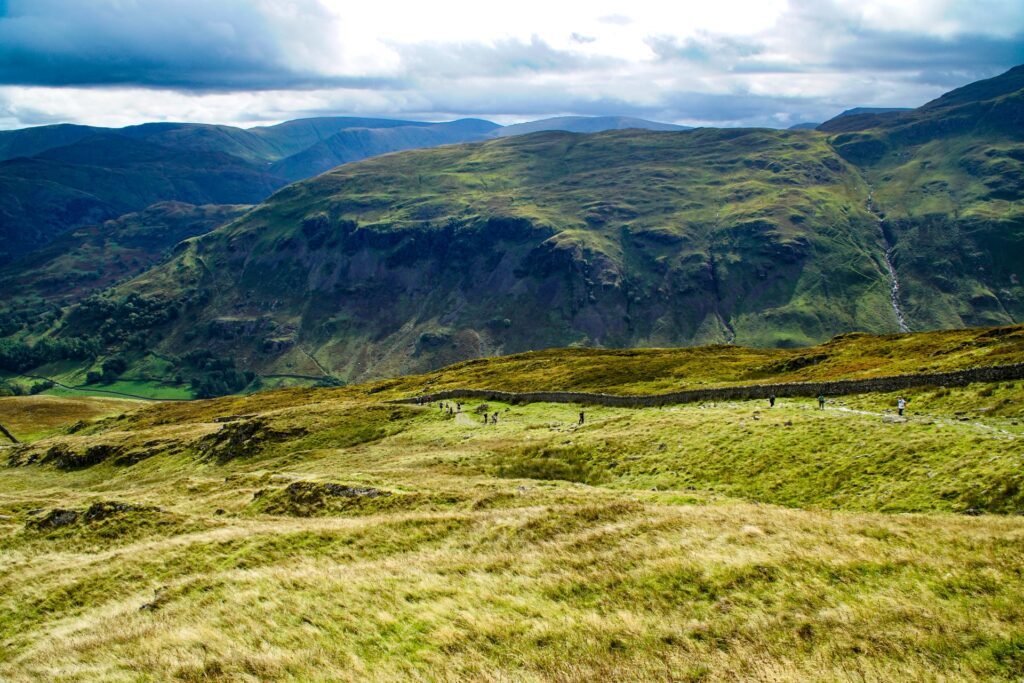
[{"x1": 1, "y1": 383, "x2": 1023, "y2": 681}]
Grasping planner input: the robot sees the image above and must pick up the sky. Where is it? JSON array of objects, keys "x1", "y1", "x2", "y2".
[{"x1": 0, "y1": 0, "x2": 1022, "y2": 130}]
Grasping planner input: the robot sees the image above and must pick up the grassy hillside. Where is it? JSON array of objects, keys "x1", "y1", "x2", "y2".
[
  {"x1": 37, "y1": 66, "x2": 1014, "y2": 387},
  {"x1": 0, "y1": 117, "x2": 500, "y2": 263},
  {"x1": 0, "y1": 136, "x2": 283, "y2": 262},
  {"x1": 1, "y1": 339, "x2": 1023, "y2": 680},
  {"x1": 369, "y1": 324, "x2": 1024, "y2": 397},
  {"x1": 0, "y1": 202, "x2": 250, "y2": 310},
  {"x1": 825, "y1": 65, "x2": 1024, "y2": 329},
  {"x1": 101, "y1": 125, "x2": 899, "y2": 383},
  {"x1": 0, "y1": 394, "x2": 142, "y2": 443}
]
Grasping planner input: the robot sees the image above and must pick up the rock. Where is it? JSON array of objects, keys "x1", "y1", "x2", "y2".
[
  {"x1": 214, "y1": 509, "x2": 226, "y2": 515},
  {"x1": 961, "y1": 508, "x2": 983, "y2": 516},
  {"x1": 197, "y1": 417, "x2": 305, "y2": 463},
  {"x1": 27, "y1": 509, "x2": 79, "y2": 529},
  {"x1": 65, "y1": 420, "x2": 89, "y2": 434},
  {"x1": 882, "y1": 415, "x2": 907, "y2": 423},
  {"x1": 287, "y1": 482, "x2": 388, "y2": 499},
  {"x1": 81, "y1": 501, "x2": 155, "y2": 522},
  {"x1": 40, "y1": 443, "x2": 123, "y2": 470}
]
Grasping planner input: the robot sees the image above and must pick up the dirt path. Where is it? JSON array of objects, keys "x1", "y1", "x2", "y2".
[{"x1": 455, "y1": 412, "x2": 482, "y2": 427}]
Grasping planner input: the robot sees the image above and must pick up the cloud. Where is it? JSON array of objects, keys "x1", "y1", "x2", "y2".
[
  {"x1": 393, "y1": 36, "x2": 615, "y2": 79},
  {"x1": 0, "y1": 0, "x2": 379, "y2": 90},
  {"x1": 0, "y1": 0, "x2": 1021, "y2": 130},
  {"x1": 597, "y1": 14, "x2": 633, "y2": 26}
]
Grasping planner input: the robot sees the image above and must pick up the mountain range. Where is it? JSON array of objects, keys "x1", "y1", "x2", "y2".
[
  {"x1": 1, "y1": 66, "x2": 1022, "y2": 394},
  {"x1": 0, "y1": 115, "x2": 697, "y2": 264}
]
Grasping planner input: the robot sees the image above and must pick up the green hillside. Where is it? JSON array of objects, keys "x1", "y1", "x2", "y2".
[
  {"x1": 823, "y1": 64, "x2": 1024, "y2": 331},
  {"x1": 1, "y1": 336, "x2": 1023, "y2": 680},
  {"x1": 0, "y1": 117, "x2": 498, "y2": 263},
  {"x1": 89, "y1": 126, "x2": 900, "y2": 383},
  {"x1": 2, "y1": 66, "x2": 1021, "y2": 394},
  {"x1": 0, "y1": 202, "x2": 249, "y2": 310}
]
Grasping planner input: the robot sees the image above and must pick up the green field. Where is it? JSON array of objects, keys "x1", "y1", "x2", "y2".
[{"x1": 2, "y1": 328, "x2": 1024, "y2": 681}]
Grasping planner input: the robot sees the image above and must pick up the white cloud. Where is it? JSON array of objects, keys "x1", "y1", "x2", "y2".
[{"x1": 0, "y1": 0, "x2": 1021, "y2": 129}]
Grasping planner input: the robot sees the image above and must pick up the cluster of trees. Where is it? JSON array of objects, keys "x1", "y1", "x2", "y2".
[
  {"x1": 0, "y1": 292, "x2": 258, "y2": 399},
  {"x1": 0, "y1": 305, "x2": 61, "y2": 336},
  {"x1": 0, "y1": 337, "x2": 100, "y2": 373},
  {"x1": 64, "y1": 293, "x2": 179, "y2": 344},
  {"x1": 180, "y1": 350, "x2": 255, "y2": 398},
  {"x1": 85, "y1": 356, "x2": 128, "y2": 384}
]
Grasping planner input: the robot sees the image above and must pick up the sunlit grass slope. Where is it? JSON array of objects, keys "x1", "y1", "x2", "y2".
[
  {"x1": 0, "y1": 394, "x2": 142, "y2": 443},
  {"x1": 2, "y1": 331, "x2": 1023, "y2": 681},
  {"x1": 369, "y1": 323, "x2": 1024, "y2": 397}
]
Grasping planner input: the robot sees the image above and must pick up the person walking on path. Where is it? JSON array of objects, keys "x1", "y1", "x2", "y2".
[
  {"x1": 817, "y1": 393, "x2": 826, "y2": 410},
  {"x1": 768, "y1": 393, "x2": 776, "y2": 408},
  {"x1": 578, "y1": 411, "x2": 585, "y2": 426},
  {"x1": 897, "y1": 396, "x2": 907, "y2": 417}
]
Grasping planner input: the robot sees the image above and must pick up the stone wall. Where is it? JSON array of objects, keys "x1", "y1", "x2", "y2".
[{"x1": 393, "y1": 363, "x2": 1024, "y2": 408}]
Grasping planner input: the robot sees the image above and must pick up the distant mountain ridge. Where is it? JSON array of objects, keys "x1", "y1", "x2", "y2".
[
  {"x1": 0, "y1": 115, "x2": 688, "y2": 262},
  {"x1": 493, "y1": 116, "x2": 687, "y2": 137},
  {"x1": 2, "y1": 66, "x2": 1022, "y2": 395}
]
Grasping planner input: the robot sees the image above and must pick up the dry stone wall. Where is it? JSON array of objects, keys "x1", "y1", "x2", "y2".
[{"x1": 393, "y1": 363, "x2": 1024, "y2": 408}]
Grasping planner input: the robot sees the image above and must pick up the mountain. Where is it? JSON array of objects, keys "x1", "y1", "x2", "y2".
[
  {"x1": 822, "y1": 64, "x2": 1024, "y2": 331},
  {"x1": 0, "y1": 202, "x2": 249, "y2": 308},
  {"x1": 0, "y1": 134, "x2": 285, "y2": 262},
  {"x1": 0, "y1": 114, "x2": 681, "y2": 263},
  {"x1": 0, "y1": 117, "x2": 497, "y2": 262},
  {"x1": 269, "y1": 119, "x2": 500, "y2": 181},
  {"x1": 493, "y1": 116, "x2": 687, "y2": 137},
  {"x1": 50, "y1": 126, "x2": 903, "y2": 383},
  {"x1": 0, "y1": 123, "x2": 107, "y2": 161},
  {"x1": 4, "y1": 66, "x2": 1022, "y2": 390}
]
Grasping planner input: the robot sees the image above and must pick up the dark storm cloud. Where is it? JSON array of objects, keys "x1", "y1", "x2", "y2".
[
  {"x1": 828, "y1": 29, "x2": 1024, "y2": 79},
  {"x1": 0, "y1": 0, "x2": 402, "y2": 91}
]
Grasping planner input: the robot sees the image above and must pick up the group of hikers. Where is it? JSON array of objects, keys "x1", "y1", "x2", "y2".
[
  {"x1": 430, "y1": 394, "x2": 909, "y2": 425},
  {"x1": 436, "y1": 401, "x2": 505, "y2": 424},
  {"x1": 433, "y1": 400, "x2": 588, "y2": 427},
  {"x1": 768, "y1": 392, "x2": 907, "y2": 415}
]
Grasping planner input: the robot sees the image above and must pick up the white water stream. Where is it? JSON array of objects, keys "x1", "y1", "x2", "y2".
[{"x1": 866, "y1": 189, "x2": 910, "y2": 332}]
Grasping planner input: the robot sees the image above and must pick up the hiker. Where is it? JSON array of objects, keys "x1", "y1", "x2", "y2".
[
  {"x1": 482, "y1": 414, "x2": 488, "y2": 425},
  {"x1": 578, "y1": 411, "x2": 585, "y2": 426},
  {"x1": 817, "y1": 393, "x2": 826, "y2": 410},
  {"x1": 768, "y1": 393, "x2": 776, "y2": 408},
  {"x1": 897, "y1": 396, "x2": 907, "y2": 416},
  {"x1": 456, "y1": 402, "x2": 462, "y2": 412},
  {"x1": 492, "y1": 412, "x2": 499, "y2": 425}
]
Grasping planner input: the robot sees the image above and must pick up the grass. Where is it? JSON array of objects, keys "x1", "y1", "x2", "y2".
[
  {"x1": 100, "y1": 126, "x2": 916, "y2": 382},
  {"x1": 0, "y1": 394, "x2": 143, "y2": 443},
  {"x1": 42, "y1": 380, "x2": 194, "y2": 401},
  {"x1": 2, "y1": 339, "x2": 1024, "y2": 679},
  {"x1": 366, "y1": 323, "x2": 1024, "y2": 398}
]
